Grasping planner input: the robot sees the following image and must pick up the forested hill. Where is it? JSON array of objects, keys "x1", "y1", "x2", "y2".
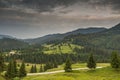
[
  {"x1": 0, "y1": 23, "x2": 119, "y2": 51},
  {"x1": 0, "y1": 38, "x2": 28, "y2": 50},
  {"x1": 25, "y1": 28, "x2": 106, "y2": 44},
  {"x1": 0, "y1": 27, "x2": 106, "y2": 50},
  {"x1": 64, "y1": 23, "x2": 120, "y2": 50}
]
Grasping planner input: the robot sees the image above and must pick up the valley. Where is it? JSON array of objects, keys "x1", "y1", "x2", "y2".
[
  {"x1": 0, "y1": 23, "x2": 120, "y2": 80},
  {"x1": 0, "y1": 0, "x2": 120, "y2": 79}
]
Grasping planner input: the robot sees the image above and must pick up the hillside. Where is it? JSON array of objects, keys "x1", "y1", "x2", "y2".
[
  {"x1": 0, "y1": 38, "x2": 29, "y2": 50},
  {"x1": 0, "y1": 35, "x2": 15, "y2": 39},
  {"x1": 64, "y1": 23, "x2": 120, "y2": 50},
  {"x1": 25, "y1": 28, "x2": 106, "y2": 44},
  {"x1": 43, "y1": 43, "x2": 82, "y2": 54},
  {"x1": 25, "y1": 34, "x2": 63, "y2": 44},
  {"x1": 0, "y1": 24, "x2": 119, "y2": 51}
]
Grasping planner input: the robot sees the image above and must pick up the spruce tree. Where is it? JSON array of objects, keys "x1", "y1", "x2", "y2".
[
  {"x1": 30, "y1": 65, "x2": 34, "y2": 73},
  {"x1": 39, "y1": 64, "x2": 43, "y2": 72},
  {"x1": 5, "y1": 61, "x2": 12, "y2": 78},
  {"x1": 19, "y1": 62, "x2": 26, "y2": 77},
  {"x1": 5, "y1": 60, "x2": 18, "y2": 78},
  {"x1": 30, "y1": 65, "x2": 37, "y2": 73},
  {"x1": 0, "y1": 54, "x2": 4, "y2": 72},
  {"x1": 64, "y1": 57, "x2": 72, "y2": 72},
  {"x1": 33, "y1": 65, "x2": 37, "y2": 73},
  {"x1": 53, "y1": 61, "x2": 58, "y2": 68},
  {"x1": 44, "y1": 65, "x2": 47, "y2": 72},
  {"x1": 111, "y1": 51, "x2": 120, "y2": 69},
  {"x1": 13, "y1": 60, "x2": 18, "y2": 77},
  {"x1": 87, "y1": 53, "x2": 96, "y2": 69}
]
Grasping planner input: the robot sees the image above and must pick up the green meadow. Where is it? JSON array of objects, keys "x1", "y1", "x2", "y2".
[
  {"x1": 0, "y1": 76, "x2": 5, "y2": 80},
  {"x1": 23, "y1": 63, "x2": 109, "y2": 73},
  {"x1": 43, "y1": 44, "x2": 82, "y2": 54},
  {"x1": 22, "y1": 63, "x2": 111, "y2": 80},
  {"x1": 23, "y1": 66, "x2": 120, "y2": 80}
]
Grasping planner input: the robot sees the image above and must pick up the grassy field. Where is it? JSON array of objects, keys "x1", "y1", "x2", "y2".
[
  {"x1": 22, "y1": 63, "x2": 109, "y2": 73},
  {"x1": 0, "y1": 76, "x2": 5, "y2": 80},
  {"x1": 47, "y1": 63, "x2": 109, "y2": 72},
  {"x1": 23, "y1": 67, "x2": 120, "y2": 80},
  {"x1": 43, "y1": 44, "x2": 82, "y2": 54}
]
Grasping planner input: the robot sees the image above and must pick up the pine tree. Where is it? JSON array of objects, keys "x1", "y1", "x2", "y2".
[
  {"x1": 5, "y1": 60, "x2": 18, "y2": 78},
  {"x1": 33, "y1": 65, "x2": 37, "y2": 73},
  {"x1": 30, "y1": 65, "x2": 34, "y2": 73},
  {"x1": 12, "y1": 60, "x2": 18, "y2": 77},
  {"x1": 44, "y1": 65, "x2": 47, "y2": 72},
  {"x1": 64, "y1": 57, "x2": 72, "y2": 72},
  {"x1": 111, "y1": 51, "x2": 120, "y2": 69},
  {"x1": 39, "y1": 64, "x2": 43, "y2": 72},
  {"x1": 87, "y1": 53, "x2": 96, "y2": 69},
  {"x1": 53, "y1": 61, "x2": 58, "y2": 68},
  {"x1": 5, "y1": 60, "x2": 12, "y2": 78},
  {"x1": 19, "y1": 61, "x2": 26, "y2": 77},
  {"x1": 30, "y1": 65, "x2": 37, "y2": 73},
  {"x1": 0, "y1": 54, "x2": 4, "y2": 72}
]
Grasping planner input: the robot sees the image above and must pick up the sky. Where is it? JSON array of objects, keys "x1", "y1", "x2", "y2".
[{"x1": 0, "y1": 0, "x2": 120, "y2": 39}]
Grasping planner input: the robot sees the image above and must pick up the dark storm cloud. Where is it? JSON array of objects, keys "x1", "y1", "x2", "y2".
[
  {"x1": 0, "y1": 0, "x2": 120, "y2": 39},
  {"x1": 0, "y1": 0, "x2": 87, "y2": 12},
  {"x1": 89, "y1": 0, "x2": 120, "y2": 12},
  {"x1": 0, "y1": 0, "x2": 120, "y2": 13}
]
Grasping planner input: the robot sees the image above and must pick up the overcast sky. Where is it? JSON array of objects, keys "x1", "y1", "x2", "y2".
[{"x1": 0, "y1": 0, "x2": 120, "y2": 39}]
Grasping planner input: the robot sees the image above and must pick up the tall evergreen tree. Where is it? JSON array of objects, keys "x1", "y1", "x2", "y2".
[
  {"x1": 39, "y1": 64, "x2": 43, "y2": 72},
  {"x1": 5, "y1": 60, "x2": 18, "y2": 78},
  {"x1": 12, "y1": 60, "x2": 18, "y2": 77},
  {"x1": 64, "y1": 57, "x2": 72, "y2": 72},
  {"x1": 33, "y1": 65, "x2": 37, "y2": 73},
  {"x1": 19, "y1": 61, "x2": 26, "y2": 77},
  {"x1": 30, "y1": 65, "x2": 37, "y2": 73},
  {"x1": 53, "y1": 61, "x2": 58, "y2": 68},
  {"x1": 30, "y1": 65, "x2": 34, "y2": 73},
  {"x1": 0, "y1": 54, "x2": 4, "y2": 72},
  {"x1": 87, "y1": 53, "x2": 96, "y2": 69},
  {"x1": 111, "y1": 51, "x2": 120, "y2": 69},
  {"x1": 5, "y1": 60, "x2": 12, "y2": 78},
  {"x1": 44, "y1": 64, "x2": 47, "y2": 72}
]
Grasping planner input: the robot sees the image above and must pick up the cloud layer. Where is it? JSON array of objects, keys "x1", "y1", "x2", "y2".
[{"x1": 0, "y1": 0, "x2": 120, "y2": 39}]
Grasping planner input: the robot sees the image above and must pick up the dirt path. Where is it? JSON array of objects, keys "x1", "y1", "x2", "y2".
[{"x1": 27, "y1": 67, "x2": 102, "y2": 76}]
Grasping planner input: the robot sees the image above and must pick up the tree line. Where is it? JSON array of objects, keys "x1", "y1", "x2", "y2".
[
  {"x1": 0, "y1": 51, "x2": 120, "y2": 80},
  {"x1": 5, "y1": 46, "x2": 111, "y2": 67}
]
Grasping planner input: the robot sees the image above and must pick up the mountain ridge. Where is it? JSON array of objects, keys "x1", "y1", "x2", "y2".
[
  {"x1": 64, "y1": 23, "x2": 120, "y2": 50},
  {"x1": 25, "y1": 27, "x2": 107, "y2": 44}
]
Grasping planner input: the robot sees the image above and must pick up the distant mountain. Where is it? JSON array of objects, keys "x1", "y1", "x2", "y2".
[
  {"x1": 25, "y1": 27, "x2": 106, "y2": 44},
  {"x1": 103, "y1": 23, "x2": 120, "y2": 34},
  {"x1": 0, "y1": 38, "x2": 29, "y2": 50},
  {"x1": 64, "y1": 23, "x2": 120, "y2": 50},
  {"x1": 0, "y1": 35, "x2": 28, "y2": 50},
  {"x1": 65, "y1": 27, "x2": 107, "y2": 35},
  {"x1": 0, "y1": 35, "x2": 15, "y2": 39},
  {"x1": 0, "y1": 23, "x2": 119, "y2": 50},
  {"x1": 25, "y1": 34, "x2": 63, "y2": 44}
]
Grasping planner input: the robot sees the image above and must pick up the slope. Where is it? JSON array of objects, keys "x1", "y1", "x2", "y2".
[
  {"x1": 64, "y1": 23, "x2": 120, "y2": 50},
  {"x1": 25, "y1": 28, "x2": 106, "y2": 44},
  {"x1": 0, "y1": 38, "x2": 29, "y2": 50}
]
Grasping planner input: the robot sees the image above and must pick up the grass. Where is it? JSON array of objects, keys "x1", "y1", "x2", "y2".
[
  {"x1": 6, "y1": 62, "x2": 109, "y2": 73},
  {"x1": 23, "y1": 67, "x2": 120, "y2": 80},
  {"x1": 47, "y1": 63, "x2": 109, "y2": 72},
  {"x1": 19, "y1": 63, "x2": 109, "y2": 73},
  {"x1": 17, "y1": 63, "x2": 41, "y2": 73},
  {"x1": 43, "y1": 44, "x2": 82, "y2": 54},
  {"x1": 0, "y1": 75, "x2": 5, "y2": 80}
]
